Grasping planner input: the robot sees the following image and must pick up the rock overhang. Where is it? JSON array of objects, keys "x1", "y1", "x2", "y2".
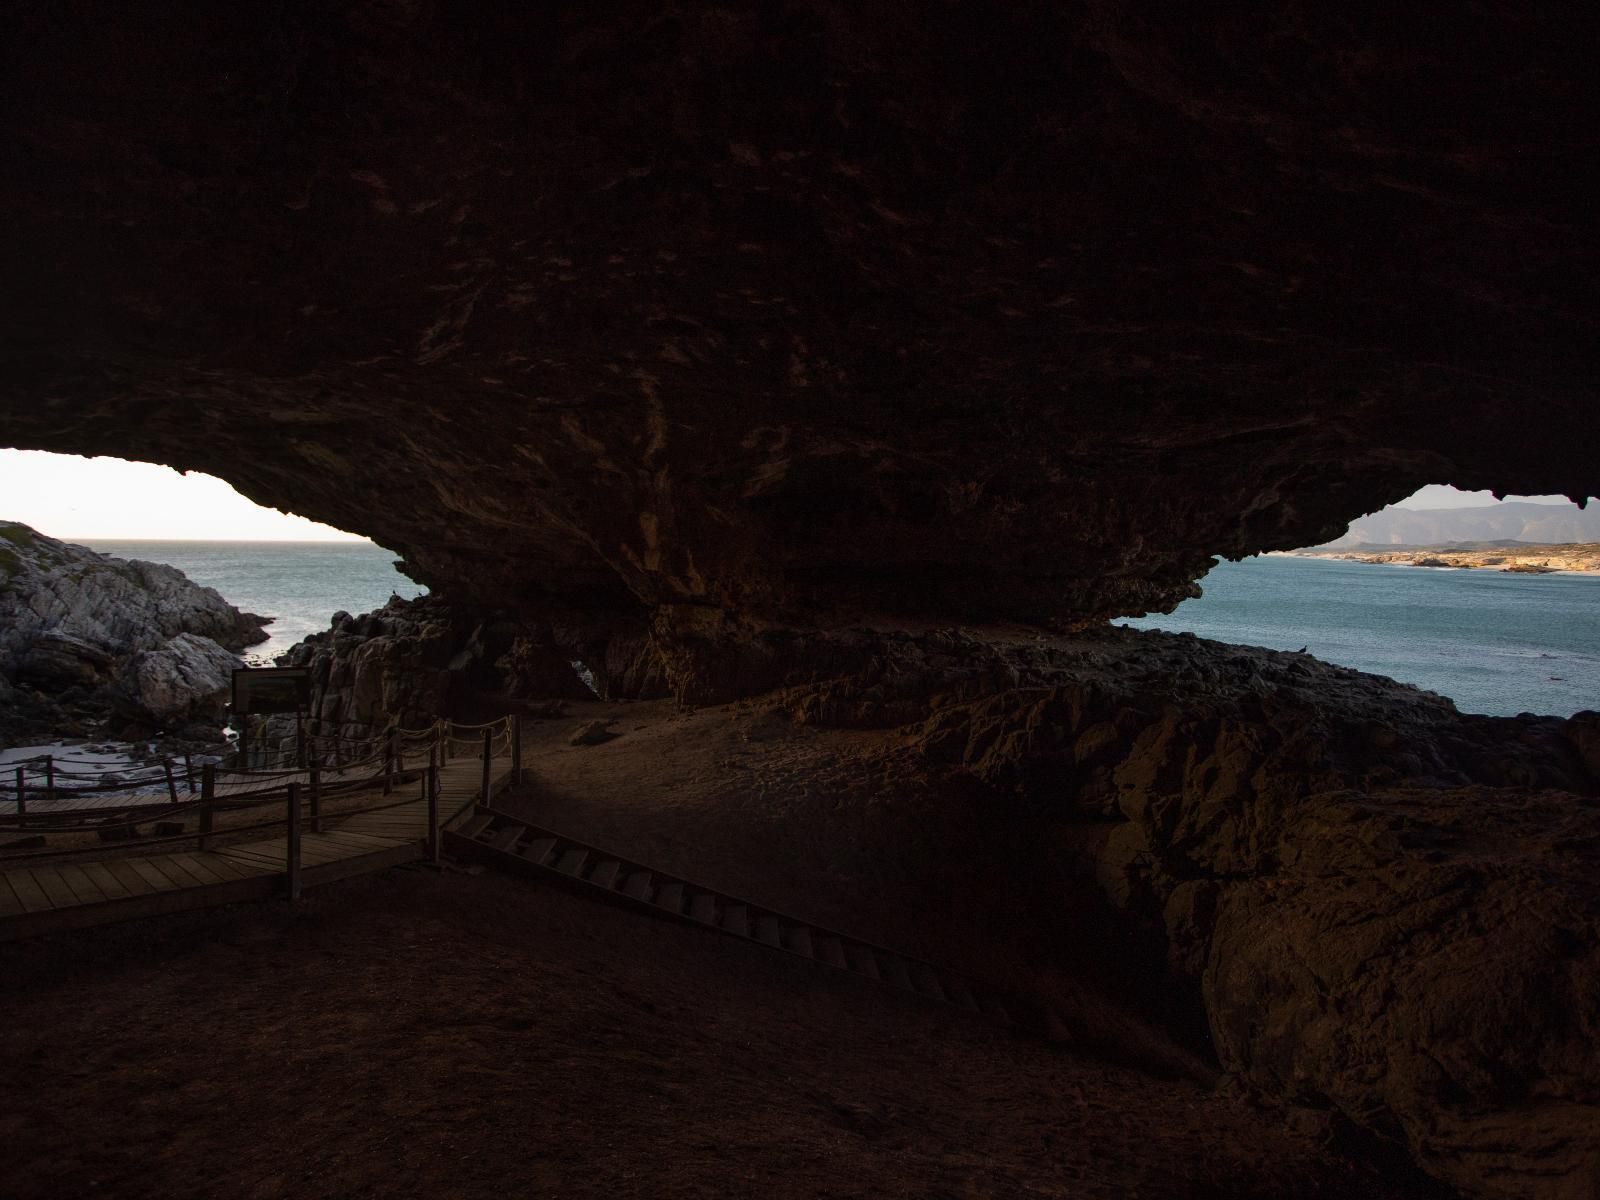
[{"x1": 2, "y1": 1, "x2": 1596, "y2": 633}]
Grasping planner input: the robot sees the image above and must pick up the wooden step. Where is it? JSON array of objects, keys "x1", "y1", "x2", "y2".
[
  {"x1": 587, "y1": 859, "x2": 622, "y2": 890},
  {"x1": 944, "y1": 978, "x2": 982, "y2": 1013},
  {"x1": 877, "y1": 955, "x2": 915, "y2": 992},
  {"x1": 844, "y1": 943, "x2": 880, "y2": 981},
  {"x1": 976, "y1": 992, "x2": 1012, "y2": 1024},
  {"x1": 784, "y1": 926, "x2": 814, "y2": 958},
  {"x1": 442, "y1": 817, "x2": 1023, "y2": 1037},
  {"x1": 486, "y1": 822, "x2": 526, "y2": 852},
  {"x1": 814, "y1": 935, "x2": 847, "y2": 969},
  {"x1": 553, "y1": 848, "x2": 590, "y2": 877},
  {"x1": 620, "y1": 871, "x2": 654, "y2": 901},
  {"x1": 653, "y1": 881, "x2": 684, "y2": 914},
  {"x1": 687, "y1": 892, "x2": 717, "y2": 924},
  {"x1": 520, "y1": 837, "x2": 558, "y2": 866},
  {"x1": 910, "y1": 965, "x2": 947, "y2": 1002}
]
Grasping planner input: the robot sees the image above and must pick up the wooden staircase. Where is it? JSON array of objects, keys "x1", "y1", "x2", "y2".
[{"x1": 447, "y1": 807, "x2": 1060, "y2": 1035}]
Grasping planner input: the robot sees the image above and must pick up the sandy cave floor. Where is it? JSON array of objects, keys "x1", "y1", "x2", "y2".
[{"x1": 0, "y1": 699, "x2": 1440, "y2": 1199}]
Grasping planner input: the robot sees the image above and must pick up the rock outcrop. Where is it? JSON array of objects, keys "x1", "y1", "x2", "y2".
[
  {"x1": 773, "y1": 626, "x2": 1600, "y2": 1199},
  {"x1": 272, "y1": 594, "x2": 602, "y2": 742},
  {"x1": 1204, "y1": 784, "x2": 1600, "y2": 1200},
  {"x1": 0, "y1": 521, "x2": 269, "y2": 739},
  {"x1": 1, "y1": 3, "x2": 1595, "y2": 642}
]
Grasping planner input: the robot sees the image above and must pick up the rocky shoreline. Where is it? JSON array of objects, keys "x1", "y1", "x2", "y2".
[
  {"x1": 0, "y1": 521, "x2": 270, "y2": 749},
  {"x1": 1283, "y1": 543, "x2": 1600, "y2": 573}
]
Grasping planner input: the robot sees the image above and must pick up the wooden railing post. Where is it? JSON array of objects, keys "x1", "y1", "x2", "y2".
[
  {"x1": 511, "y1": 715, "x2": 523, "y2": 784},
  {"x1": 286, "y1": 781, "x2": 302, "y2": 902},
  {"x1": 162, "y1": 758, "x2": 180, "y2": 804},
  {"x1": 198, "y1": 763, "x2": 216, "y2": 850},
  {"x1": 44, "y1": 755, "x2": 55, "y2": 803},
  {"x1": 480, "y1": 728, "x2": 492, "y2": 803},
  {"x1": 14, "y1": 766, "x2": 25, "y2": 829},
  {"x1": 426, "y1": 746, "x2": 440, "y2": 865},
  {"x1": 309, "y1": 764, "x2": 322, "y2": 834}
]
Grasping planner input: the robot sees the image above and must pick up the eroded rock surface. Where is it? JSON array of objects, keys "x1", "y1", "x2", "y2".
[
  {"x1": 273, "y1": 595, "x2": 601, "y2": 742},
  {"x1": 771, "y1": 626, "x2": 1599, "y2": 1199},
  {"x1": 0, "y1": 522, "x2": 269, "y2": 738},
  {"x1": 2, "y1": 3, "x2": 1596, "y2": 634},
  {"x1": 1205, "y1": 785, "x2": 1600, "y2": 1200}
]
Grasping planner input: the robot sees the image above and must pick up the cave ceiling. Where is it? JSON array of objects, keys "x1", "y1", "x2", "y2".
[{"x1": 2, "y1": 2, "x2": 1595, "y2": 629}]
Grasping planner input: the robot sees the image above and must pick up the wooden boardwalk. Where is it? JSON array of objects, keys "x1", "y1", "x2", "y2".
[{"x1": 0, "y1": 750, "x2": 514, "y2": 942}]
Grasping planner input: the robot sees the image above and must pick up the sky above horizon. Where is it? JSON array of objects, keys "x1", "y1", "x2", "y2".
[
  {"x1": 0, "y1": 450, "x2": 364, "y2": 541},
  {"x1": 0, "y1": 448, "x2": 1583, "y2": 541}
]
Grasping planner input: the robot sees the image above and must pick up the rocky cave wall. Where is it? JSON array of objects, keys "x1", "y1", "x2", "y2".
[
  {"x1": 775, "y1": 628, "x2": 1600, "y2": 1198},
  {"x1": 6, "y1": 11, "x2": 1600, "y2": 1193},
  {"x1": 3, "y1": 1, "x2": 1597, "y2": 660}
]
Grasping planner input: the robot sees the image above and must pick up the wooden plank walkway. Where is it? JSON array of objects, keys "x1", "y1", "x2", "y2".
[{"x1": 0, "y1": 750, "x2": 514, "y2": 943}]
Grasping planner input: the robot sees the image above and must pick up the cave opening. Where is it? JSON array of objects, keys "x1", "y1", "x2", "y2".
[
  {"x1": 1121, "y1": 482, "x2": 1600, "y2": 719},
  {"x1": 3, "y1": 4, "x2": 1599, "y2": 1195}
]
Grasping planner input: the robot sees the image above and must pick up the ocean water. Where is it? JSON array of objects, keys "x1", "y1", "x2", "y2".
[
  {"x1": 1123, "y1": 556, "x2": 1600, "y2": 718},
  {"x1": 81, "y1": 540, "x2": 427, "y2": 663},
  {"x1": 72, "y1": 542, "x2": 1600, "y2": 718}
]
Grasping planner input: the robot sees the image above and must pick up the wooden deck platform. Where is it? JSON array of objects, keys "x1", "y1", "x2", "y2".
[{"x1": 0, "y1": 753, "x2": 514, "y2": 942}]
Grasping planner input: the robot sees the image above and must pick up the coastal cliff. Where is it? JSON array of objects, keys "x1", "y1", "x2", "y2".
[
  {"x1": 1287, "y1": 543, "x2": 1600, "y2": 573},
  {"x1": 0, "y1": 521, "x2": 269, "y2": 742}
]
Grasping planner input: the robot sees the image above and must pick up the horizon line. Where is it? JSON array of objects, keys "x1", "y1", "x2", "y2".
[{"x1": 69, "y1": 535, "x2": 377, "y2": 544}]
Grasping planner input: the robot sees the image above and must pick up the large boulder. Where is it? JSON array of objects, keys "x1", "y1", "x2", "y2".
[
  {"x1": 1205, "y1": 785, "x2": 1600, "y2": 1199},
  {"x1": 0, "y1": 521, "x2": 269, "y2": 740},
  {"x1": 118, "y1": 632, "x2": 244, "y2": 727},
  {"x1": 842, "y1": 626, "x2": 1600, "y2": 1198},
  {"x1": 275, "y1": 597, "x2": 458, "y2": 741},
  {"x1": 276, "y1": 595, "x2": 576, "y2": 742}
]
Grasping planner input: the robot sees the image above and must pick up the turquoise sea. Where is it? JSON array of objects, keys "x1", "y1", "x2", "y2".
[
  {"x1": 77, "y1": 542, "x2": 1599, "y2": 719},
  {"x1": 1124, "y1": 556, "x2": 1600, "y2": 718},
  {"x1": 81, "y1": 540, "x2": 426, "y2": 664}
]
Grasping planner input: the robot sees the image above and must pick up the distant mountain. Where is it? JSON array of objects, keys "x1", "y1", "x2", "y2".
[{"x1": 1318, "y1": 501, "x2": 1600, "y2": 548}]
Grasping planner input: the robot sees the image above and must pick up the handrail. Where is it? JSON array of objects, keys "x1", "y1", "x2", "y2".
[
  {"x1": 2, "y1": 714, "x2": 519, "y2": 819},
  {"x1": 0, "y1": 783, "x2": 441, "y2": 866},
  {"x1": 1, "y1": 755, "x2": 400, "y2": 825},
  {"x1": 0, "y1": 718, "x2": 525, "y2": 921}
]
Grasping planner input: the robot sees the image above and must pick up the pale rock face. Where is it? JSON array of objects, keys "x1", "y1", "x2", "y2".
[
  {"x1": 119, "y1": 633, "x2": 243, "y2": 725},
  {"x1": 0, "y1": 521, "x2": 269, "y2": 736},
  {"x1": 0, "y1": 524, "x2": 265, "y2": 662}
]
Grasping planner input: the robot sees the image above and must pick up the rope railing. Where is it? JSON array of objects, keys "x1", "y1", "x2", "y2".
[
  {"x1": 0, "y1": 714, "x2": 537, "y2": 925},
  {"x1": 1, "y1": 752, "x2": 400, "y2": 830},
  {"x1": 1, "y1": 714, "x2": 524, "y2": 844},
  {"x1": 0, "y1": 771, "x2": 447, "y2": 867},
  {"x1": 1, "y1": 740, "x2": 436, "y2": 837}
]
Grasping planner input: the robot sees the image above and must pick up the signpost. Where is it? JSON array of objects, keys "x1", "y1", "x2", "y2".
[
  {"x1": 231, "y1": 667, "x2": 312, "y2": 716},
  {"x1": 231, "y1": 667, "x2": 312, "y2": 768}
]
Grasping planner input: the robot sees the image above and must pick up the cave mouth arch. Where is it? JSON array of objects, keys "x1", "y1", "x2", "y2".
[
  {"x1": 0, "y1": 448, "x2": 364, "y2": 543},
  {"x1": 1119, "y1": 484, "x2": 1600, "y2": 719}
]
